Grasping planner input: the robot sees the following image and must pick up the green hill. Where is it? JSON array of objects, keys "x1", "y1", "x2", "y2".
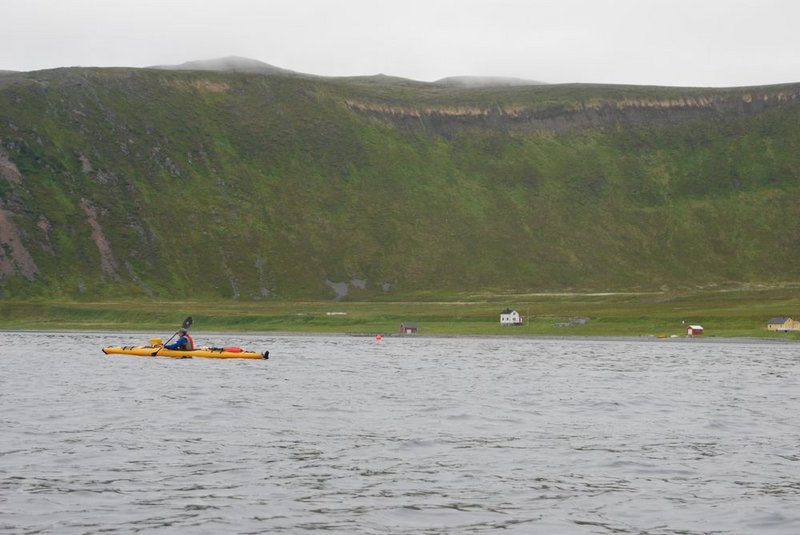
[{"x1": 1, "y1": 66, "x2": 799, "y2": 301}]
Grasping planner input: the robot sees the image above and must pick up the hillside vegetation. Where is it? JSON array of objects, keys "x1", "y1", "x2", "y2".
[{"x1": 1, "y1": 67, "x2": 799, "y2": 301}]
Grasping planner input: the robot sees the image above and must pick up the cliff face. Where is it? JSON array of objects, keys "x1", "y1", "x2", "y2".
[
  {"x1": 1, "y1": 68, "x2": 800, "y2": 300},
  {"x1": 345, "y1": 86, "x2": 800, "y2": 135}
]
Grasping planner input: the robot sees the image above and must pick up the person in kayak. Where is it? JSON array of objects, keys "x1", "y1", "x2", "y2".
[{"x1": 165, "y1": 327, "x2": 194, "y2": 350}]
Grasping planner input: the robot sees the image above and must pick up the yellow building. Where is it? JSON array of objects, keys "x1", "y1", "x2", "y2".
[{"x1": 767, "y1": 317, "x2": 800, "y2": 331}]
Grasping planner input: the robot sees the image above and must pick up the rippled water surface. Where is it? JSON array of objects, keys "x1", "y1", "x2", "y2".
[{"x1": 1, "y1": 331, "x2": 799, "y2": 534}]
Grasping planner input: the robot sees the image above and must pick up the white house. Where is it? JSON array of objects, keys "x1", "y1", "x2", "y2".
[{"x1": 500, "y1": 308, "x2": 522, "y2": 326}]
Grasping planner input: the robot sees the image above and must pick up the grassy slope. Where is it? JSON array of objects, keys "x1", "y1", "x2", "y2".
[{"x1": 0, "y1": 69, "x2": 799, "y2": 303}]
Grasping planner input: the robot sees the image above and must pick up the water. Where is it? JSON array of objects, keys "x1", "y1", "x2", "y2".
[{"x1": 1, "y1": 331, "x2": 799, "y2": 534}]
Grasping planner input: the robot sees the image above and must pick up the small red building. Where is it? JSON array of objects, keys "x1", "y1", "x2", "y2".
[
  {"x1": 400, "y1": 322, "x2": 418, "y2": 334},
  {"x1": 687, "y1": 325, "x2": 704, "y2": 336}
]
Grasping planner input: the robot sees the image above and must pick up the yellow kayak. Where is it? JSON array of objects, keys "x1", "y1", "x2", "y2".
[{"x1": 102, "y1": 344, "x2": 269, "y2": 360}]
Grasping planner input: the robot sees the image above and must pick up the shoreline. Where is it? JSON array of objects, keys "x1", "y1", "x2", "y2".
[{"x1": 3, "y1": 328, "x2": 796, "y2": 345}]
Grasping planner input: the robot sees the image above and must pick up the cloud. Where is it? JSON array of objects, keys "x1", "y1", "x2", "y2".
[{"x1": 2, "y1": 0, "x2": 799, "y2": 86}]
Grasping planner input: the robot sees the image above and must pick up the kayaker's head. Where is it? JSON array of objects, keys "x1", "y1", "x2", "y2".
[{"x1": 178, "y1": 327, "x2": 188, "y2": 335}]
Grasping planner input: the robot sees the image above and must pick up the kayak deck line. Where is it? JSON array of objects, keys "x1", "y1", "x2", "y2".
[{"x1": 102, "y1": 344, "x2": 270, "y2": 360}]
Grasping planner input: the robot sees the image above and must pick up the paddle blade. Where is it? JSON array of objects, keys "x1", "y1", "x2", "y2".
[{"x1": 182, "y1": 316, "x2": 193, "y2": 330}]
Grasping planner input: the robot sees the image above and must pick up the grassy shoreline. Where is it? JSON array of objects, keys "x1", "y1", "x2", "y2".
[{"x1": 2, "y1": 287, "x2": 799, "y2": 340}]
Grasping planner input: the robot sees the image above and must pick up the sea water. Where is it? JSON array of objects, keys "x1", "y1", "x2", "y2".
[{"x1": 0, "y1": 331, "x2": 798, "y2": 534}]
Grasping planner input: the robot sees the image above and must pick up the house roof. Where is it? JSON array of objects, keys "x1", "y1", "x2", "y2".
[
  {"x1": 400, "y1": 322, "x2": 418, "y2": 328},
  {"x1": 767, "y1": 317, "x2": 791, "y2": 324},
  {"x1": 688, "y1": 325, "x2": 703, "y2": 329},
  {"x1": 501, "y1": 308, "x2": 516, "y2": 314}
]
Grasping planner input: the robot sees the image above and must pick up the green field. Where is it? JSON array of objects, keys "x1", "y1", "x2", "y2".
[{"x1": 2, "y1": 286, "x2": 799, "y2": 340}]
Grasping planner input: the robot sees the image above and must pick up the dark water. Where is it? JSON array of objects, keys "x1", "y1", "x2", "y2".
[{"x1": 1, "y1": 331, "x2": 798, "y2": 534}]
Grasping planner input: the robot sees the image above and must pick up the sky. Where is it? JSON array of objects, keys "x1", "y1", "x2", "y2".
[{"x1": 2, "y1": 0, "x2": 799, "y2": 87}]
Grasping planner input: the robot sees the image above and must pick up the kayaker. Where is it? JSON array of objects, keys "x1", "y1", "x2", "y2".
[{"x1": 165, "y1": 327, "x2": 194, "y2": 350}]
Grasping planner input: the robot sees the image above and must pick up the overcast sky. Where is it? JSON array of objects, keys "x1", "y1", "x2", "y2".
[{"x1": 3, "y1": 0, "x2": 799, "y2": 87}]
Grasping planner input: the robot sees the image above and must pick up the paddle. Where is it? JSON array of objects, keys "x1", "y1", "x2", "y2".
[{"x1": 151, "y1": 316, "x2": 193, "y2": 356}]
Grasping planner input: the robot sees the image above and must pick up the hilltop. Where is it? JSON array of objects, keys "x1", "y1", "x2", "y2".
[
  {"x1": 433, "y1": 75, "x2": 545, "y2": 87},
  {"x1": 151, "y1": 56, "x2": 298, "y2": 76},
  {"x1": 0, "y1": 63, "x2": 799, "y2": 301}
]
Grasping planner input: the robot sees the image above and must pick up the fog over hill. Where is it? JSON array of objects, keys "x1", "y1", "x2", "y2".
[
  {"x1": 155, "y1": 57, "x2": 545, "y2": 87},
  {"x1": 434, "y1": 76, "x2": 546, "y2": 87},
  {"x1": 151, "y1": 56, "x2": 297, "y2": 75}
]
